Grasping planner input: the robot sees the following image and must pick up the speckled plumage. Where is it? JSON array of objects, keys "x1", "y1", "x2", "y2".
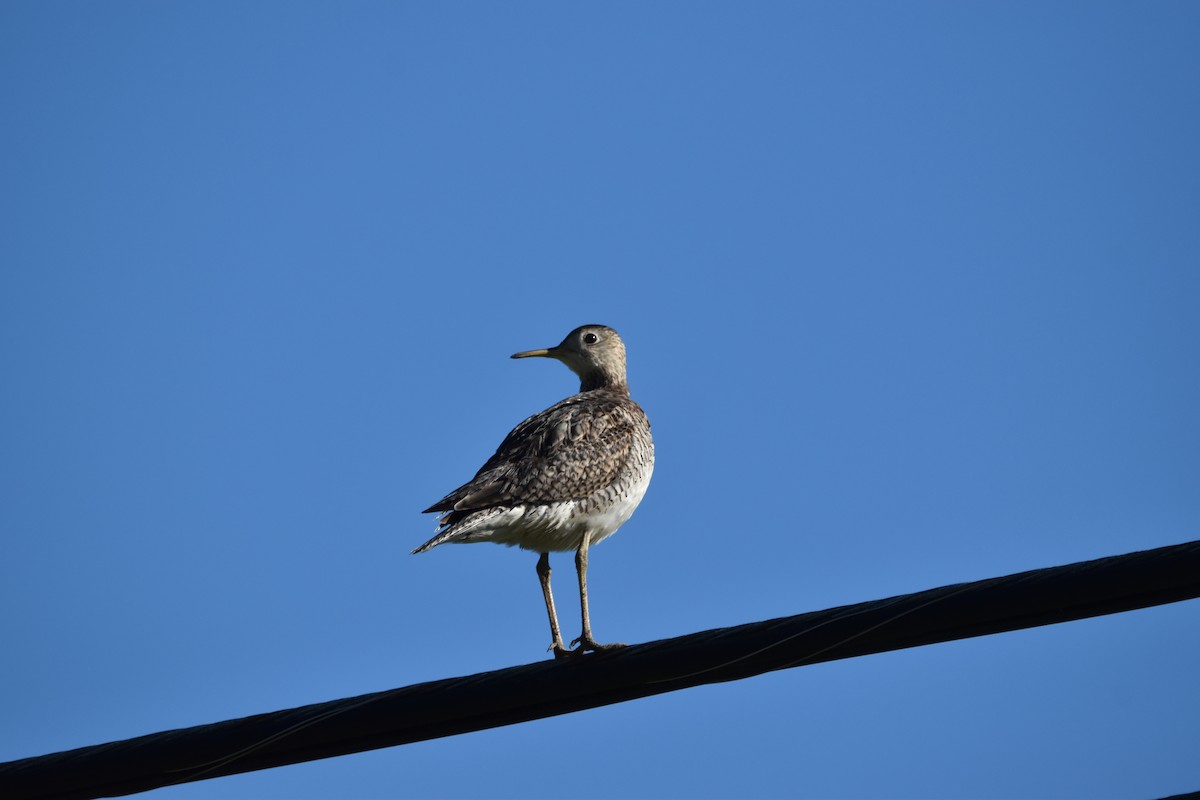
[
  {"x1": 413, "y1": 324, "x2": 653, "y2": 658},
  {"x1": 415, "y1": 387, "x2": 652, "y2": 553}
]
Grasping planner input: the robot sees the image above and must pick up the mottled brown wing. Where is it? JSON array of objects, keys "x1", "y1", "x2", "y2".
[{"x1": 424, "y1": 391, "x2": 641, "y2": 519}]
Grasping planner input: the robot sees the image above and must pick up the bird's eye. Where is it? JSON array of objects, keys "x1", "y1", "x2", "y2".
[{"x1": 583, "y1": 332, "x2": 599, "y2": 345}]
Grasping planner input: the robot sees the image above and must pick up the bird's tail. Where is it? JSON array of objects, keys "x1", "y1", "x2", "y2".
[
  {"x1": 413, "y1": 514, "x2": 478, "y2": 553},
  {"x1": 411, "y1": 532, "x2": 449, "y2": 555},
  {"x1": 413, "y1": 505, "x2": 503, "y2": 553}
]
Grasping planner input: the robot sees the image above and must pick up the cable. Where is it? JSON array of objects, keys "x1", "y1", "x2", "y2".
[{"x1": 2, "y1": 539, "x2": 1197, "y2": 800}]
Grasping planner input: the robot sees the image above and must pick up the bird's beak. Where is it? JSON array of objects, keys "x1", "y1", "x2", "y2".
[{"x1": 511, "y1": 347, "x2": 556, "y2": 360}]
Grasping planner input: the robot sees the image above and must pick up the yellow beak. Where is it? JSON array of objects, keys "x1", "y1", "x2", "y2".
[{"x1": 511, "y1": 347, "x2": 556, "y2": 360}]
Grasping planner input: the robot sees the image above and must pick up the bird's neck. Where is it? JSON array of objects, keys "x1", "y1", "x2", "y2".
[{"x1": 579, "y1": 373, "x2": 630, "y2": 395}]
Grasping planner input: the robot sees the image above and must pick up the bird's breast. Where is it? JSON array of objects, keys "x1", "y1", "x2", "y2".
[{"x1": 584, "y1": 458, "x2": 653, "y2": 547}]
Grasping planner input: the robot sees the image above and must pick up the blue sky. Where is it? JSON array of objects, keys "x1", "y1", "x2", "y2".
[{"x1": 2, "y1": 3, "x2": 1198, "y2": 798}]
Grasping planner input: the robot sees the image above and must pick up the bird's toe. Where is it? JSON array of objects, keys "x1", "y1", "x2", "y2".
[{"x1": 569, "y1": 635, "x2": 627, "y2": 654}]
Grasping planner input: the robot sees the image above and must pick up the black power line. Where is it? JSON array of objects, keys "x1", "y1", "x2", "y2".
[{"x1": 2, "y1": 539, "x2": 1198, "y2": 800}]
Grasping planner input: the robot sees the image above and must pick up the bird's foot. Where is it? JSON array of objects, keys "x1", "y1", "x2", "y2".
[{"x1": 568, "y1": 635, "x2": 626, "y2": 655}]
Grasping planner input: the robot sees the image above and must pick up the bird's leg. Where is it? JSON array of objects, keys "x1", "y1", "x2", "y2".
[
  {"x1": 537, "y1": 552, "x2": 571, "y2": 659},
  {"x1": 570, "y1": 533, "x2": 626, "y2": 654}
]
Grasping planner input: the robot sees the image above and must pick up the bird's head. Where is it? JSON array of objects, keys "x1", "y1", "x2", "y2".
[{"x1": 512, "y1": 325, "x2": 629, "y2": 393}]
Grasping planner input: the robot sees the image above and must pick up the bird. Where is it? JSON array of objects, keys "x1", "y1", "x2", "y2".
[{"x1": 413, "y1": 324, "x2": 654, "y2": 658}]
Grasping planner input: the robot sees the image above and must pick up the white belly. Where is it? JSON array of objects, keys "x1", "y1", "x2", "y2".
[{"x1": 460, "y1": 462, "x2": 654, "y2": 553}]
